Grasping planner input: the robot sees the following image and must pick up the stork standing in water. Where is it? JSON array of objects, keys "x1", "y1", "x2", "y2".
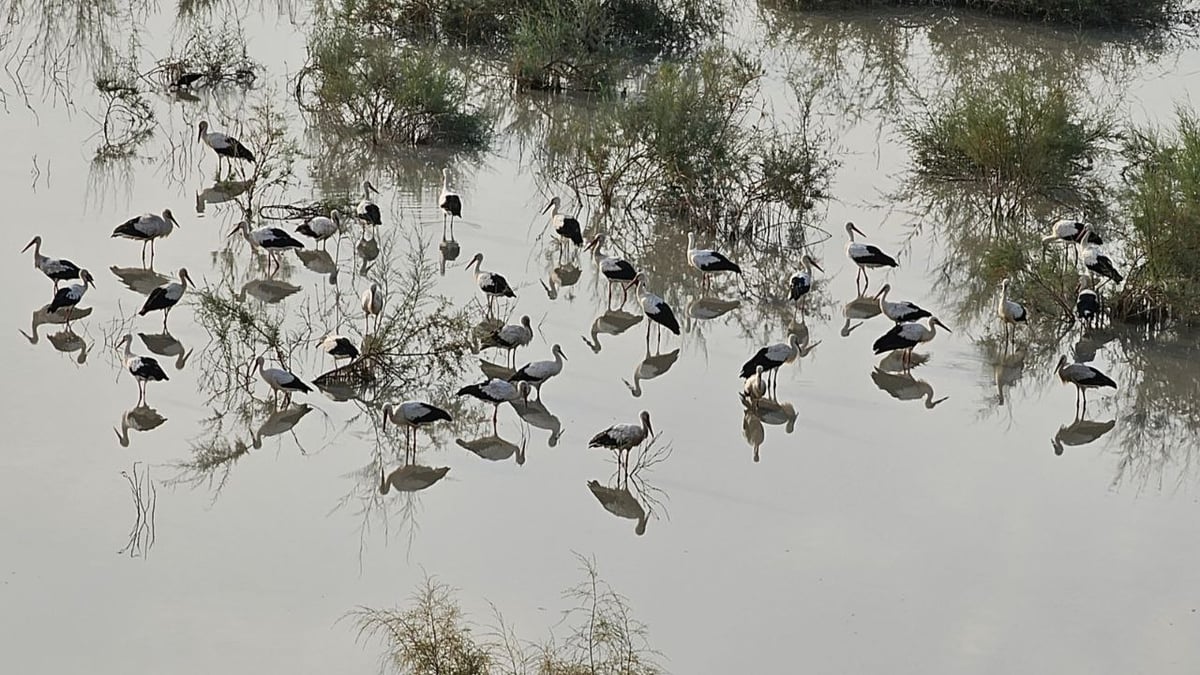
[
  {"x1": 296, "y1": 210, "x2": 341, "y2": 249},
  {"x1": 625, "y1": 273, "x2": 680, "y2": 348},
  {"x1": 318, "y1": 334, "x2": 359, "y2": 361},
  {"x1": 113, "y1": 209, "x2": 181, "y2": 266},
  {"x1": 509, "y1": 344, "x2": 567, "y2": 401},
  {"x1": 872, "y1": 316, "x2": 951, "y2": 369},
  {"x1": 47, "y1": 269, "x2": 95, "y2": 326},
  {"x1": 996, "y1": 278, "x2": 1027, "y2": 346},
  {"x1": 739, "y1": 334, "x2": 803, "y2": 394},
  {"x1": 1077, "y1": 238, "x2": 1123, "y2": 285},
  {"x1": 875, "y1": 284, "x2": 931, "y2": 323},
  {"x1": 357, "y1": 181, "x2": 382, "y2": 226},
  {"x1": 789, "y1": 255, "x2": 823, "y2": 306},
  {"x1": 383, "y1": 400, "x2": 452, "y2": 456},
  {"x1": 118, "y1": 334, "x2": 169, "y2": 404},
  {"x1": 197, "y1": 120, "x2": 255, "y2": 174},
  {"x1": 844, "y1": 222, "x2": 898, "y2": 292},
  {"x1": 464, "y1": 253, "x2": 516, "y2": 312},
  {"x1": 22, "y1": 236, "x2": 80, "y2": 289},
  {"x1": 254, "y1": 355, "x2": 311, "y2": 404},
  {"x1": 1055, "y1": 355, "x2": 1116, "y2": 415},
  {"x1": 362, "y1": 283, "x2": 384, "y2": 337},
  {"x1": 589, "y1": 410, "x2": 654, "y2": 463},
  {"x1": 1076, "y1": 276, "x2": 1100, "y2": 327},
  {"x1": 584, "y1": 234, "x2": 637, "y2": 306},
  {"x1": 1042, "y1": 218, "x2": 1102, "y2": 247},
  {"x1": 138, "y1": 268, "x2": 195, "y2": 330},
  {"x1": 742, "y1": 364, "x2": 768, "y2": 405},
  {"x1": 456, "y1": 378, "x2": 520, "y2": 431},
  {"x1": 227, "y1": 220, "x2": 304, "y2": 273},
  {"x1": 487, "y1": 315, "x2": 533, "y2": 367},
  {"x1": 439, "y1": 167, "x2": 462, "y2": 237},
  {"x1": 686, "y1": 232, "x2": 742, "y2": 289},
  {"x1": 541, "y1": 196, "x2": 583, "y2": 253}
]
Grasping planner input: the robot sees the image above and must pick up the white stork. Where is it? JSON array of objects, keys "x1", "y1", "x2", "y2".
[
  {"x1": 872, "y1": 316, "x2": 951, "y2": 369},
  {"x1": 584, "y1": 234, "x2": 638, "y2": 305},
  {"x1": 439, "y1": 167, "x2": 462, "y2": 237},
  {"x1": 47, "y1": 269, "x2": 95, "y2": 326},
  {"x1": 844, "y1": 222, "x2": 898, "y2": 291},
  {"x1": 626, "y1": 273, "x2": 680, "y2": 347},
  {"x1": 1042, "y1": 218, "x2": 1102, "y2": 246},
  {"x1": 317, "y1": 334, "x2": 359, "y2": 361},
  {"x1": 227, "y1": 220, "x2": 304, "y2": 273},
  {"x1": 254, "y1": 355, "x2": 311, "y2": 403},
  {"x1": 588, "y1": 410, "x2": 654, "y2": 462},
  {"x1": 380, "y1": 465, "x2": 451, "y2": 494},
  {"x1": 486, "y1": 315, "x2": 533, "y2": 367},
  {"x1": 362, "y1": 283, "x2": 384, "y2": 336},
  {"x1": 789, "y1": 255, "x2": 823, "y2": 304},
  {"x1": 542, "y1": 196, "x2": 584, "y2": 251},
  {"x1": 22, "y1": 236, "x2": 80, "y2": 289},
  {"x1": 686, "y1": 231, "x2": 742, "y2": 289},
  {"x1": 464, "y1": 253, "x2": 516, "y2": 312},
  {"x1": 197, "y1": 120, "x2": 255, "y2": 173},
  {"x1": 138, "y1": 268, "x2": 195, "y2": 330},
  {"x1": 113, "y1": 209, "x2": 181, "y2": 266},
  {"x1": 739, "y1": 334, "x2": 803, "y2": 393},
  {"x1": 1076, "y1": 277, "x2": 1100, "y2": 327},
  {"x1": 118, "y1": 334, "x2": 168, "y2": 404},
  {"x1": 509, "y1": 344, "x2": 567, "y2": 401},
  {"x1": 875, "y1": 284, "x2": 931, "y2": 323},
  {"x1": 1055, "y1": 355, "x2": 1116, "y2": 415},
  {"x1": 357, "y1": 180, "x2": 382, "y2": 226},
  {"x1": 296, "y1": 210, "x2": 341, "y2": 249},
  {"x1": 742, "y1": 364, "x2": 768, "y2": 404},
  {"x1": 996, "y1": 278, "x2": 1028, "y2": 343},
  {"x1": 383, "y1": 400, "x2": 452, "y2": 456},
  {"x1": 1077, "y1": 242, "x2": 1123, "y2": 285},
  {"x1": 456, "y1": 378, "x2": 520, "y2": 431}
]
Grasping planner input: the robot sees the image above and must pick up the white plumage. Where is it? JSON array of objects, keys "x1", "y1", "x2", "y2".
[
  {"x1": 686, "y1": 231, "x2": 742, "y2": 287},
  {"x1": 742, "y1": 364, "x2": 768, "y2": 403},
  {"x1": 357, "y1": 180, "x2": 382, "y2": 226},
  {"x1": 1078, "y1": 243, "x2": 1124, "y2": 284},
  {"x1": 872, "y1": 316, "x2": 951, "y2": 369},
  {"x1": 1043, "y1": 219, "x2": 1101, "y2": 246},
  {"x1": 509, "y1": 344, "x2": 567, "y2": 400},
  {"x1": 1055, "y1": 354, "x2": 1117, "y2": 414},
  {"x1": 228, "y1": 220, "x2": 304, "y2": 272},
  {"x1": 739, "y1": 334, "x2": 802, "y2": 390},
  {"x1": 844, "y1": 221, "x2": 899, "y2": 290},
  {"x1": 112, "y1": 209, "x2": 180, "y2": 266},
  {"x1": 197, "y1": 120, "x2": 255, "y2": 168},
  {"x1": 362, "y1": 283, "x2": 384, "y2": 335},
  {"x1": 119, "y1": 334, "x2": 169, "y2": 404},
  {"x1": 318, "y1": 334, "x2": 359, "y2": 361},
  {"x1": 589, "y1": 410, "x2": 654, "y2": 457},
  {"x1": 488, "y1": 315, "x2": 533, "y2": 366},
  {"x1": 788, "y1": 255, "x2": 823, "y2": 302},
  {"x1": 542, "y1": 196, "x2": 584, "y2": 248},
  {"x1": 997, "y1": 278, "x2": 1027, "y2": 342},
  {"x1": 439, "y1": 167, "x2": 462, "y2": 236},
  {"x1": 585, "y1": 234, "x2": 638, "y2": 305},
  {"x1": 254, "y1": 355, "x2": 311, "y2": 401},
  {"x1": 22, "y1": 236, "x2": 80, "y2": 288},
  {"x1": 627, "y1": 274, "x2": 680, "y2": 343},
  {"x1": 875, "y1": 284, "x2": 931, "y2": 323},
  {"x1": 456, "y1": 377, "x2": 520, "y2": 430},
  {"x1": 138, "y1": 268, "x2": 194, "y2": 329},
  {"x1": 47, "y1": 269, "x2": 95, "y2": 325},
  {"x1": 383, "y1": 400, "x2": 452, "y2": 455},
  {"x1": 297, "y1": 210, "x2": 341, "y2": 248},
  {"x1": 465, "y1": 253, "x2": 516, "y2": 310}
]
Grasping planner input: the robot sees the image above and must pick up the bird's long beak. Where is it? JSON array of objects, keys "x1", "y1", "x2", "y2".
[
  {"x1": 226, "y1": 224, "x2": 241, "y2": 238},
  {"x1": 646, "y1": 420, "x2": 654, "y2": 436},
  {"x1": 936, "y1": 320, "x2": 952, "y2": 333},
  {"x1": 21, "y1": 239, "x2": 36, "y2": 253},
  {"x1": 540, "y1": 200, "x2": 553, "y2": 215},
  {"x1": 852, "y1": 224, "x2": 866, "y2": 237},
  {"x1": 197, "y1": 128, "x2": 203, "y2": 142},
  {"x1": 583, "y1": 238, "x2": 597, "y2": 252},
  {"x1": 170, "y1": 214, "x2": 182, "y2": 229},
  {"x1": 811, "y1": 260, "x2": 824, "y2": 273},
  {"x1": 872, "y1": 287, "x2": 884, "y2": 299}
]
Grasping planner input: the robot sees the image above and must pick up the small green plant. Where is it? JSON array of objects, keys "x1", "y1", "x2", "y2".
[{"x1": 1116, "y1": 106, "x2": 1200, "y2": 325}]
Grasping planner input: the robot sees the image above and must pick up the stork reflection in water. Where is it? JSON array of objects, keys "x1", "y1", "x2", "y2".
[
  {"x1": 624, "y1": 348, "x2": 680, "y2": 398},
  {"x1": 21, "y1": 304, "x2": 94, "y2": 349},
  {"x1": 457, "y1": 433, "x2": 525, "y2": 465},
  {"x1": 841, "y1": 293, "x2": 883, "y2": 337},
  {"x1": 1052, "y1": 416, "x2": 1116, "y2": 456},
  {"x1": 380, "y1": 465, "x2": 451, "y2": 494},
  {"x1": 139, "y1": 332, "x2": 193, "y2": 370},
  {"x1": 581, "y1": 308, "x2": 642, "y2": 353},
  {"x1": 252, "y1": 404, "x2": 313, "y2": 449},
  {"x1": 871, "y1": 368, "x2": 948, "y2": 409},
  {"x1": 114, "y1": 404, "x2": 167, "y2": 447},
  {"x1": 739, "y1": 396, "x2": 798, "y2": 463},
  {"x1": 509, "y1": 382, "x2": 563, "y2": 447}
]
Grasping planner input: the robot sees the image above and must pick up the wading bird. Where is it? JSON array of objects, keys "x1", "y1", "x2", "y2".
[
  {"x1": 486, "y1": 315, "x2": 534, "y2": 367},
  {"x1": 871, "y1": 316, "x2": 951, "y2": 369},
  {"x1": 739, "y1": 334, "x2": 803, "y2": 393},
  {"x1": 509, "y1": 344, "x2": 567, "y2": 401},
  {"x1": 113, "y1": 209, "x2": 181, "y2": 266},
  {"x1": 1076, "y1": 277, "x2": 1100, "y2": 327},
  {"x1": 22, "y1": 236, "x2": 80, "y2": 289},
  {"x1": 254, "y1": 355, "x2": 311, "y2": 404},
  {"x1": 1078, "y1": 242, "x2": 1123, "y2": 285},
  {"x1": 456, "y1": 378, "x2": 520, "y2": 431},
  {"x1": 789, "y1": 255, "x2": 823, "y2": 304},
  {"x1": 138, "y1": 268, "x2": 195, "y2": 330},
  {"x1": 996, "y1": 278, "x2": 1027, "y2": 344},
  {"x1": 228, "y1": 220, "x2": 304, "y2": 273},
  {"x1": 296, "y1": 210, "x2": 341, "y2": 249},
  {"x1": 686, "y1": 231, "x2": 742, "y2": 289},
  {"x1": 875, "y1": 284, "x2": 931, "y2": 323},
  {"x1": 465, "y1": 253, "x2": 516, "y2": 311},
  {"x1": 589, "y1": 410, "x2": 654, "y2": 462},
  {"x1": 1054, "y1": 355, "x2": 1116, "y2": 415},
  {"x1": 542, "y1": 196, "x2": 583, "y2": 252},
  {"x1": 197, "y1": 120, "x2": 255, "y2": 173},
  {"x1": 1042, "y1": 218, "x2": 1102, "y2": 247},
  {"x1": 362, "y1": 283, "x2": 384, "y2": 336},
  {"x1": 742, "y1": 364, "x2": 768, "y2": 404},
  {"x1": 439, "y1": 167, "x2": 462, "y2": 237},
  {"x1": 357, "y1": 180, "x2": 382, "y2": 226},
  {"x1": 383, "y1": 400, "x2": 452, "y2": 455},
  {"x1": 626, "y1": 273, "x2": 680, "y2": 348},
  {"x1": 584, "y1": 234, "x2": 637, "y2": 306},
  {"x1": 317, "y1": 334, "x2": 359, "y2": 361},
  {"x1": 118, "y1": 334, "x2": 168, "y2": 404},
  {"x1": 47, "y1": 269, "x2": 95, "y2": 326},
  {"x1": 844, "y1": 222, "x2": 898, "y2": 291}
]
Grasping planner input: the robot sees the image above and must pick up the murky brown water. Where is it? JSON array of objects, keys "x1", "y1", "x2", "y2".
[{"x1": 3, "y1": 3, "x2": 1200, "y2": 672}]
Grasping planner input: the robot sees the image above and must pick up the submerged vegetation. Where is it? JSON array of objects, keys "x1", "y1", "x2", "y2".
[{"x1": 350, "y1": 557, "x2": 661, "y2": 674}]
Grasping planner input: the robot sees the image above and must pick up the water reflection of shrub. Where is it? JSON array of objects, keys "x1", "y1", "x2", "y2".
[
  {"x1": 1115, "y1": 107, "x2": 1200, "y2": 325},
  {"x1": 765, "y1": 0, "x2": 1192, "y2": 29}
]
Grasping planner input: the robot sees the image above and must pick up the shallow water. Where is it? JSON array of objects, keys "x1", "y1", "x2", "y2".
[{"x1": 3, "y1": 3, "x2": 1200, "y2": 673}]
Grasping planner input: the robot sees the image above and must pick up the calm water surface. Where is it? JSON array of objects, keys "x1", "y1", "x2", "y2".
[{"x1": 2, "y1": 3, "x2": 1199, "y2": 673}]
